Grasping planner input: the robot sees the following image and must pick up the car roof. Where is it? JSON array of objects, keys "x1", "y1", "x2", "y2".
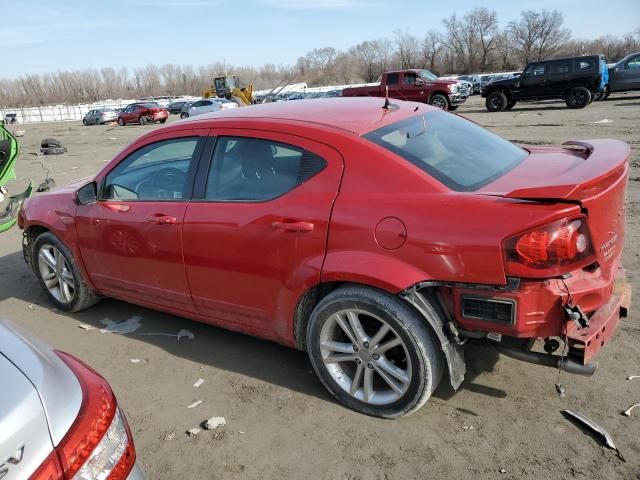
[{"x1": 179, "y1": 97, "x2": 436, "y2": 135}]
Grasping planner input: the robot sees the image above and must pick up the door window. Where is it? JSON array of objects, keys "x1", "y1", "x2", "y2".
[
  {"x1": 386, "y1": 73, "x2": 400, "y2": 85},
  {"x1": 205, "y1": 137, "x2": 326, "y2": 202},
  {"x1": 526, "y1": 64, "x2": 545, "y2": 76},
  {"x1": 548, "y1": 60, "x2": 570, "y2": 75},
  {"x1": 103, "y1": 137, "x2": 200, "y2": 201},
  {"x1": 403, "y1": 73, "x2": 418, "y2": 86},
  {"x1": 626, "y1": 55, "x2": 640, "y2": 69}
]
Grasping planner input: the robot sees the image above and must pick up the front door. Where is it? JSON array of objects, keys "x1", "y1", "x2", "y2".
[
  {"x1": 76, "y1": 132, "x2": 205, "y2": 312},
  {"x1": 400, "y1": 72, "x2": 424, "y2": 102},
  {"x1": 182, "y1": 130, "x2": 343, "y2": 338},
  {"x1": 615, "y1": 54, "x2": 640, "y2": 90},
  {"x1": 519, "y1": 62, "x2": 547, "y2": 98}
]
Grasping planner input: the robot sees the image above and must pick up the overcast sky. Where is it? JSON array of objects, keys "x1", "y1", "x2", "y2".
[{"x1": 3, "y1": 0, "x2": 639, "y2": 78}]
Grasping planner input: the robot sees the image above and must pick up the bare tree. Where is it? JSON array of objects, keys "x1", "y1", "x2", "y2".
[
  {"x1": 495, "y1": 30, "x2": 517, "y2": 71},
  {"x1": 473, "y1": 8, "x2": 498, "y2": 71},
  {"x1": 394, "y1": 30, "x2": 420, "y2": 69},
  {"x1": 420, "y1": 30, "x2": 443, "y2": 73},
  {"x1": 508, "y1": 9, "x2": 571, "y2": 63}
]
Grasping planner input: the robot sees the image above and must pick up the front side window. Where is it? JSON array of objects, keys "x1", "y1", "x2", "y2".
[
  {"x1": 528, "y1": 64, "x2": 545, "y2": 76},
  {"x1": 364, "y1": 111, "x2": 528, "y2": 191},
  {"x1": 205, "y1": 137, "x2": 326, "y2": 202},
  {"x1": 103, "y1": 137, "x2": 199, "y2": 201},
  {"x1": 626, "y1": 55, "x2": 640, "y2": 69},
  {"x1": 403, "y1": 73, "x2": 418, "y2": 86}
]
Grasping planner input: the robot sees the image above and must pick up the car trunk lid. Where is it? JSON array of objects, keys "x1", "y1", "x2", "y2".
[{"x1": 480, "y1": 139, "x2": 629, "y2": 275}]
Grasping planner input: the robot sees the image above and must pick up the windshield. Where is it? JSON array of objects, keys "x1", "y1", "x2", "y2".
[
  {"x1": 416, "y1": 69, "x2": 438, "y2": 81},
  {"x1": 363, "y1": 111, "x2": 528, "y2": 191}
]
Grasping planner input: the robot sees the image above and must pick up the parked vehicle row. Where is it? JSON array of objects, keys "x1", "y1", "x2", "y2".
[
  {"x1": 18, "y1": 97, "x2": 631, "y2": 419},
  {"x1": 83, "y1": 108, "x2": 118, "y2": 125}
]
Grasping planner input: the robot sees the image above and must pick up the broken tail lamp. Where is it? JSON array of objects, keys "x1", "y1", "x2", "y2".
[{"x1": 503, "y1": 216, "x2": 594, "y2": 278}]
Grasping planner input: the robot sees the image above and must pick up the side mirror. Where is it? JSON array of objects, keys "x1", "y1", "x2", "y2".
[
  {"x1": 76, "y1": 181, "x2": 97, "y2": 205},
  {"x1": 415, "y1": 78, "x2": 425, "y2": 87}
]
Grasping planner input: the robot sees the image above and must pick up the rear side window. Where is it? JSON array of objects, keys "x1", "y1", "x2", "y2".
[
  {"x1": 549, "y1": 61, "x2": 570, "y2": 74},
  {"x1": 205, "y1": 137, "x2": 326, "y2": 201},
  {"x1": 364, "y1": 112, "x2": 528, "y2": 191},
  {"x1": 574, "y1": 57, "x2": 596, "y2": 73},
  {"x1": 386, "y1": 73, "x2": 400, "y2": 85}
]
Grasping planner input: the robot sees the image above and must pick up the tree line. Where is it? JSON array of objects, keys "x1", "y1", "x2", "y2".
[{"x1": 1, "y1": 8, "x2": 639, "y2": 108}]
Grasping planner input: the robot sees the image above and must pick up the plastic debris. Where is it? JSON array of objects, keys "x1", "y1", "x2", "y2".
[
  {"x1": 163, "y1": 431, "x2": 176, "y2": 441},
  {"x1": 622, "y1": 404, "x2": 640, "y2": 417},
  {"x1": 187, "y1": 400, "x2": 203, "y2": 409},
  {"x1": 593, "y1": 118, "x2": 613, "y2": 124},
  {"x1": 204, "y1": 417, "x2": 226, "y2": 430},
  {"x1": 193, "y1": 379, "x2": 204, "y2": 388},
  {"x1": 187, "y1": 428, "x2": 201, "y2": 437},
  {"x1": 627, "y1": 376, "x2": 640, "y2": 381},
  {"x1": 499, "y1": 468, "x2": 507, "y2": 474},
  {"x1": 100, "y1": 316, "x2": 142, "y2": 334},
  {"x1": 77, "y1": 324, "x2": 94, "y2": 331},
  {"x1": 130, "y1": 359, "x2": 141, "y2": 364},
  {"x1": 555, "y1": 383, "x2": 566, "y2": 399},
  {"x1": 562, "y1": 409, "x2": 625, "y2": 461},
  {"x1": 137, "y1": 328, "x2": 194, "y2": 341},
  {"x1": 14, "y1": 130, "x2": 25, "y2": 137}
]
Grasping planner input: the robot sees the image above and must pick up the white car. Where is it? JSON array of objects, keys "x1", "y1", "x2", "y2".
[
  {"x1": 0, "y1": 319, "x2": 145, "y2": 479},
  {"x1": 180, "y1": 98, "x2": 238, "y2": 119}
]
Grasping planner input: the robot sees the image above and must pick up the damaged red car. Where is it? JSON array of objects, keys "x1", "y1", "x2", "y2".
[{"x1": 19, "y1": 98, "x2": 631, "y2": 418}]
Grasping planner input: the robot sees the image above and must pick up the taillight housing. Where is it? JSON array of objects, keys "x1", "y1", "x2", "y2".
[
  {"x1": 503, "y1": 216, "x2": 595, "y2": 278},
  {"x1": 30, "y1": 352, "x2": 136, "y2": 480}
]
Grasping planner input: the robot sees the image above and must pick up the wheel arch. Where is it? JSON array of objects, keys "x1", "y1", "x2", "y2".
[{"x1": 428, "y1": 90, "x2": 450, "y2": 103}]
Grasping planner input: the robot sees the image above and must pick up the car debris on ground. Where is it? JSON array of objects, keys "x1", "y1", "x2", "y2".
[
  {"x1": 193, "y1": 378, "x2": 204, "y2": 388},
  {"x1": 187, "y1": 400, "x2": 203, "y2": 409},
  {"x1": 562, "y1": 409, "x2": 625, "y2": 461},
  {"x1": 99, "y1": 316, "x2": 143, "y2": 334},
  {"x1": 187, "y1": 428, "x2": 201, "y2": 437},
  {"x1": 130, "y1": 358, "x2": 141, "y2": 364},
  {"x1": 593, "y1": 118, "x2": 613, "y2": 124},
  {"x1": 204, "y1": 417, "x2": 226, "y2": 430},
  {"x1": 137, "y1": 328, "x2": 194, "y2": 341},
  {"x1": 622, "y1": 404, "x2": 640, "y2": 417},
  {"x1": 77, "y1": 323, "x2": 94, "y2": 331},
  {"x1": 627, "y1": 375, "x2": 639, "y2": 380}
]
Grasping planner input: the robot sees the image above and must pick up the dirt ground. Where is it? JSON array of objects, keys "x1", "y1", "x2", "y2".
[{"x1": 1, "y1": 93, "x2": 639, "y2": 480}]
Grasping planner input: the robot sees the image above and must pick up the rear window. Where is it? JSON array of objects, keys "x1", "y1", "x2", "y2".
[
  {"x1": 363, "y1": 111, "x2": 528, "y2": 191},
  {"x1": 574, "y1": 57, "x2": 596, "y2": 73}
]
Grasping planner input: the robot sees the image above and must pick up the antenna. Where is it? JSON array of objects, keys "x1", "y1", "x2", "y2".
[{"x1": 382, "y1": 85, "x2": 399, "y2": 110}]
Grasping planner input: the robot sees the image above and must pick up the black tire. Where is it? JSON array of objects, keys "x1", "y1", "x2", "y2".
[
  {"x1": 118, "y1": 118, "x2": 125, "y2": 126},
  {"x1": 565, "y1": 87, "x2": 591, "y2": 109},
  {"x1": 180, "y1": 112, "x2": 189, "y2": 119},
  {"x1": 41, "y1": 138, "x2": 64, "y2": 148},
  {"x1": 159, "y1": 118, "x2": 167, "y2": 124},
  {"x1": 82, "y1": 119, "x2": 88, "y2": 126},
  {"x1": 306, "y1": 286, "x2": 444, "y2": 418},
  {"x1": 32, "y1": 231, "x2": 100, "y2": 312},
  {"x1": 139, "y1": 116, "x2": 147, "y2": 125},
  {"x1": 486, "y1": 91, "x2": 508, "y2": 112},
  {"x1": 505, "y1": 100, "x2": 517, "y2": 110},
  {"x1": 40, "y1": 146, "x2": 66, "y2": 155},
  {"x1": 428, "y1": 93, "x2": 449, "y2": 110}
]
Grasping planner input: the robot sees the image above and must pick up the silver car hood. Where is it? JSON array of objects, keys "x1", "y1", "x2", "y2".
[{"x1": 0, "y1": 320, "x2": 82, "y2": 446}]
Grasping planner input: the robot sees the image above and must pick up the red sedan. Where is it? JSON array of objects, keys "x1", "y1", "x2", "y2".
[
  {"x1": 117, "y1": 102, "x2": 168, "y2": 126},
  {"x1": 19, "y1": 98, "x2": 631, "y2": 418}
]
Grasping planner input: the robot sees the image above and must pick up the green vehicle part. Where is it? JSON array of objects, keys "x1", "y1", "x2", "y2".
[{"x1": 0, "y1": 120, "x2": 33, "y2": 232}]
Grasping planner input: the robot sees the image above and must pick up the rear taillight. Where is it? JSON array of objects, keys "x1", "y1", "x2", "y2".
[
  {"x1": 30, "y1": 352, "x2": 136, "y2": 480},
  {"x1": 503, "y1": 216, "x2": 594, "y2": 278}
]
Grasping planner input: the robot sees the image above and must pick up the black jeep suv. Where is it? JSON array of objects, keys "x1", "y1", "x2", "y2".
[{"x1": 482, "y1": 55, "x2": 606, "y2": 111}]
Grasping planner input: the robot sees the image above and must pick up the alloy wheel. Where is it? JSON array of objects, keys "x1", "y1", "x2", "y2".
[
  {"x1": 37, "y1": 244, "x2": 75, "y2": 304},
  {"x1": 319, "y1": 308, "x2": 412, "y2": 405},
  {"x1": 431, "y1": 96, "x2": 447, "y2": 109}
]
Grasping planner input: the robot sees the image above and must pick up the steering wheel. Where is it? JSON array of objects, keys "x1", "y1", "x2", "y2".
[{"x1": 150, "y1": 167, "x2": 187, "y2": 198}]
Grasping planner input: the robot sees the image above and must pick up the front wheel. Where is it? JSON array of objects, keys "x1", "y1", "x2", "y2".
[
  {"x1": 565, "y1": 87, "x2": 591, "y2": 109},
  {"x1": 117, "y1": 118, "x2": 125, "y2": 126},
  {"x1": 306, "y1": 286, "x2": 444, "y2": 418},
  {"x1": 139, "y1": 116, "x2": 147, "y2": 125},
  {"x1": 428, "y1": 94, "x2": 449, "y2": 110},
  {"x1": 180, "y1": 112, "x2": 189, "y2": 119},
  {"x1": 32, "y1": 231, "x2": 100, "y2": 312},
  {"x1": 486, "y1": 91, "x2": 508, "y2": 112}
]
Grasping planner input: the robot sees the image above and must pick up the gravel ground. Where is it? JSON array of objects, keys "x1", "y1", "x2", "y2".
[{"x1": 1, "y1": 93, "x2": 639, "y2": 479}]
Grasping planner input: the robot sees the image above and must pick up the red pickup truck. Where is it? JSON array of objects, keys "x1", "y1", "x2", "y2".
[{"x1": 342, "y1": 69, "x2": 470, "y2": 110}]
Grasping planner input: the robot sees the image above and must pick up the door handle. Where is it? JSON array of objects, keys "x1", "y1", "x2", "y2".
[
  {"x1": 147, "y1": 214, "x2": 177, "y2": 224},
  {"x1": 272, "y1": 221, "x2": 314, "y2": 232}
]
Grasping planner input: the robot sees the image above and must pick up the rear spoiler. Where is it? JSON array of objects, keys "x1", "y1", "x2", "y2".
[{"x1": 503, "y1": 139, "x2": 629, "y2": 201}]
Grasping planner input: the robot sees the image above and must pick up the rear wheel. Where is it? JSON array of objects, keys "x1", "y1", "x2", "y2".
[
  {"x1": 306, "y1": 286, "x2": 444, "y2": 418},
  {"x1": 32, "y1": 232, "x2": 100, "y2": 312},
  {"x1": 159, "y1": 118, "x2": 167, "y2": 123},
  {"x1": 486, "y1": 91, "x2": 508, "y2": 112},
  {"x1": 139, "y1": 116, "x2": 147, "y2": 125},
  {"x1": 429, "y1": 94, "x2": 449, "y2": 110},
  {"x1": 565, "y1": 87, "x2": 591, "y2": 109}
]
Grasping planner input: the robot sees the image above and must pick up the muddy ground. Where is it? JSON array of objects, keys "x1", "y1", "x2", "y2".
[{"x1": 1, "y1": 93, "x2": 639, "y2": 479}]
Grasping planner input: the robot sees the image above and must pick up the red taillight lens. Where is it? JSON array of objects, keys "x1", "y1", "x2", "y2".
[
  {"x1": 29, "y1": 451, "x2": 63, "y2": 480},
  {"x1": 504, "y1": 216, "x2": 594, "y2": 277},
  {"x1": 37, "y1": 352, "x2": 137, "y2": 480}
]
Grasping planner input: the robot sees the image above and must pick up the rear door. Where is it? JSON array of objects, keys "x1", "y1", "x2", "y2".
[
  {"x1": 182, "y1": 130, "x2": 343, "y2": 336},
  {"x1": 384, "y1": 72, "x2": 402, "y2": 99},
  {"x1": 546, "y1": 59, "x2": 571, "y2": 96}
]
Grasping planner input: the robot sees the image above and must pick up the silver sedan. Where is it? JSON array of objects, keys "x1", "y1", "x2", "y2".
[
  {"x1": 180, "y1": 98, "x2": 237, "y2": 119},
  {"x1": 83, "y1": 108, "x2": 118, "y2": 125},
  {"x1": 0, "y1": 319, "x2": 145, "y2": 479}
]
